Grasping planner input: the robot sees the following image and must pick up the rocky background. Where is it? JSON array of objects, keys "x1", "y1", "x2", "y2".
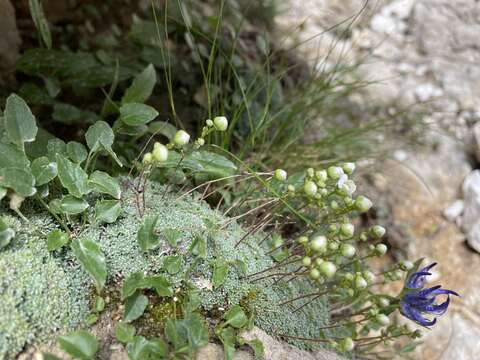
[
  {"x1": 2, "y1": 0, "x2": 480, "y2": 359},
  {"x1": 278, "y1": 0, "x2": 480, "y2": 359}
]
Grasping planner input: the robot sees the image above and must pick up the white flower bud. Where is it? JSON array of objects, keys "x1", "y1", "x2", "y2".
[
  {"x1": 340, "y1": 223, "x2": 355, "y2": 238},
  {"x1": 302, "y1": 257, "x2": 312, "y2": 267},
  {"x1": 327, "y1": 166, "x2": 344, "y2": 179},
  {"x1": 371, "y1": 225, "x2": 386, "y2": 238},
  {"x1": 400, "y1": 260, "x2": 414, "y2": 271},
  {"x1": 213, "y1": 116, "x2": 228, "y2": 131},
  {"x1": 315, "y1": 258, "x2": 324, "y2": 266},
  {"x1": 287, "y1": 185, "x2": 295, "y2": 192},
  {"x1": 330, "y1": 200, "x2": 339, "y2": 210},
  {"x1": 355, "y1": 275, "x2": 368, "y2": 289},
  {"x1": 152, "y1": 143, "x2": 168, "y2": 162},
  {"x1": 378, "y1": 297, "x2": 390, "y2": 307},
  {"x1": 298, "y1": 236, "x2": 308, "y2": 244},
  {"x1": 274, "y1": 169, "x2": 287, "y2": 181},
  {"x1": 342, "y1": 162, "x2": 356, "y2": 174},
  {"x1": 328, "y1": 241, "x2": 339, "y2": 251},
  {"x1": 310, "y1": 235, "x2": 327, "y2": 252},
  {"x1": 143, "y1": 152, "x2": 153, "y2": 164},
  {"x1": 173, "y1": 130, "x2": 190, "y2": 146},
  {"x1": 375, "y1": 243, "x2": 388, "y2": 256},
  {"x1": 206, "y1": 119, "x2": 214, "y2": 127},
  {"x1": 376, "y1": 314, "x2": 390, "y2": 326},
  {"x1": 319, "y1": 261, "x2": 337, "y2": 278},
  {"x1": 340, "y1": 244, "x2": 356, "y2": 258},
  {"x1": 315, "y1": 170, "x2": 328, "y2": 182},
  {"x1": 307, "y1": 168, "x2": 315, "y2": 177},
  {"x1": 363, "y1": 270, "x2": 375, "y2": 283},
  {"x1": 339, "y1": 337, "x2": 355, "y2": 352},
  {"x1": 304, "y1": 181, "x2": 318, "y2": 196},
  {"x1": 355, "y1": 196, "x2": 372, "y2": 212},
  {"x1": 309, "y1": 268, "x2": 320, "y2": 280},
  {"x1": 196, "y1": 138, "x2": 205, "y2": 146}
]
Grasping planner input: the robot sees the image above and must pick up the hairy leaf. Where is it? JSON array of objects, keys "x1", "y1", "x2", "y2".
[
  {"x1": 31, "y1": 156, "x2": 57, "y2": 185},
  {"x1": 56, "y1": 154, "x2": 89, "y2": 198},
  {"x1": 71, "y1": 237, "x2": 107, "y2": 292},
  {"x1": 4, "y1": 94, "x2": 38, "y2": 147}
]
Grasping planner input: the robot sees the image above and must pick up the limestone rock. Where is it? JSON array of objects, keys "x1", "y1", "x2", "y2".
[
  {"x1": 462, "y1": 170, "x2": 480, "y2": 253},
  {"x1": 0, "y1": 0, "x2": 21, "y2": 72}
]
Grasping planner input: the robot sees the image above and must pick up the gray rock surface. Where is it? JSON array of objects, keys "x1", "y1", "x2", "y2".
[
  {"x1": 0, "y1": 0, "x2": 21, "y2": 77},
  {"x1": 461, "y1": 170, "x2": 480, "y2": 253}
]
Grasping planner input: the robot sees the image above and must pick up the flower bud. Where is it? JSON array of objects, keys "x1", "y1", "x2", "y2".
[
  {"x1": 196, "y1": 138, "x2": 205, "y2": 146},
  {"x1": 355, "y1": 275, "x2": 368, "y2": 289},
  {"x1": 342, "y1": 162, "x2": 356, "y2": 174},
  {"x1": 393, "y1": 269, "x2": 404, "y2": 280},
  {"x1": 274, "y1": 169, "x2": 287, "y2": 181},
  {"x1": 378, "y1": 297, "x2": 390, "y2": 307},
  {"x1": 371, "y1": 225, "x2": 386, "y2": 238},
  {"x1": 302, "y1": 257, "x2": 312, "y2": 267},
  {"x1": 315, "y1": 170, "x2": 328, "y2": 182},
  {"x1": 315, "y1": 258, "x2": 324, "y2": 266},
  {"x1": 213, "y1": 116, "x2": 228, "y2": 131},
  {"x1": 310, "y1": 235, "x2": 327, "y2": 252},
  {"x1": 143, "y1": 152, "x2": 153, "y2": 164},
  {"x1": 376, "y1": 314, "x2": 390, "y2": 326},
  {"x1": 298, "y1": 236, "x2": 308, "y2": 245},
  {"x1": 375, "y1": 243, "x2": 388, "y2": 256},
  {"x1": 319, "y1": 261, "x2": 337, "y2": 278},
  {"x1": 328, "y1": 241, "x2": 339, "y2": 251},
  {"x1": 307, "y1": 168, "x2": 315, "y2": 177},
  {"x1": 340, "y1": 223, "x2": 355, "y2": 238},
  {"x1": 304, "y1": 181, "x2": 318, "y2": 196},
  {"x1": 355, "y1": 196, "x2": 373, "y2": 212},
  {"x1": 327, "y1": 166, "x2": 344, "y2": 179},
  {"x1": 339, "y1": 337, "x2": 355, "y2": 352},
  {"x1": 152, "y1": 143, "x2": 168, "y2": 162},
  {"x1": 287, "y1": 185, "x2": 295, "y2": 192},
  {"x1": 173, "y1": 130, "x2": 190, "y2": 146},
  {"x1": 340, "y1": 244, "x2": 356, "y2": 258},
  {"x1": 363, "y1": 270, "x2": 375, "y2": 283},
  {"x1": 399, "y1": 260, "x2": 414, "y2": 271},
  {"x1": 206, "y1": 119, "x2": 214, "y2": 127},
  {"x1": 309, "y1": 268, "x2": 320, "y2": 280}
]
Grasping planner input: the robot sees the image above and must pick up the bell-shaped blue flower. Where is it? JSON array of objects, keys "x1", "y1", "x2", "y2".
[{"x1": 399, "y1": 262, "x2": 459, "y2": 327}]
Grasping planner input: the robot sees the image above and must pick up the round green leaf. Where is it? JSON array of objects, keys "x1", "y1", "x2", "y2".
[
  {"x1": 89, "y1": 171, "x2": 121, "y2": 199},
  {"x1": 224, "y1": 305, "x2": 248, "y2": 329},
  {"x1": 31, "y1": 156, "x2": 57, "y2": 185},
  {"x1": 94, "y1": 200, "x2": 122, "y2": 224},
  {"x1": 56, "y1": 154, "x2": 89, "y2": 198},
  {"x1": 85, "y1": 121, "x2": 114, "y2": 152},
  {"x1": 115, "y1": 322, "x2": 136, "y2": 344},
  {"x1": 119, "y1": 103, "x2": 158, "y2": 126},
  {"x1": 4, "y1": 93, "x2": 38, "y2": 146},
  {"x1": 58, "y1": 330, "x2": 98, "y2": 360},
  {"x1": 0, "y1": 167, "x2": 36, "y2": 197},
  {"x1": 124, "y1": 291, "x2": 148, "y2": 322},
  {"x1": 60, "y1": 195, "x2": 89, "y2": 215},
  {"x1": 46, "y1": 229, "x2": 69, "y2": 251},
  {"x1": 66, "y1": 141, "x2": 88, "y2": 163}
]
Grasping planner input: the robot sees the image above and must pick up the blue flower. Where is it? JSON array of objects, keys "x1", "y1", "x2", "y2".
[{"x1": 399, "y1": 262, "x2": 459, "y2": 327}]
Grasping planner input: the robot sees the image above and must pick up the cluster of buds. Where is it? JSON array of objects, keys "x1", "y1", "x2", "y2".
[
  {"x1": 143, "y1": 141, "x2": 169, "y2": 164},
  {"x1": 195, "y1": 116, "x2": 229, "y2": 148}
]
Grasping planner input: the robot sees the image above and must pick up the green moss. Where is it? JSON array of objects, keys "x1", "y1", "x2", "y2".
[{"x1": 0, "y1": 181, "x2": 331, "y2": 358}]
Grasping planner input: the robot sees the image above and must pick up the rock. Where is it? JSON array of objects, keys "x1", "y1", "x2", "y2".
[
  {"x1": 240, "y1": 327, "x2": 344, "y2": 360},
  {"x1": 443, "y1": 200, "x2": 464, "y2": 222},
  {"x1": 0, "y1": 0, "x2": 21, "y2": 73},
  {"x1": 462, "y1": 170, "x2": 480, "y2": 253},
  {"x1": 473, "y1": 122, "x2": 480, "y2": 162}
]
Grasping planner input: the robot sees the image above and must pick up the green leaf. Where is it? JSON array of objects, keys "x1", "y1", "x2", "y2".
[
  {"x1": 71, "y1": 237, "x2": 107, "y2": 292},
  {"x1": 212, "y1": 261, "x2": 229, "y2": 289},
  {"x1": 162, "y1": 228, "x2": 182, "y2": 247},
  {"x1": 216, "y1": 326, "x2": 236, "y2": 360},
  {"x1": 124, "y1": 291, "x2": 148, "y2": 322},
  {"x1": 127, "y1": 336, "x2": 168, "y2": 360},
  {"x1": 115, "y1": 322, "x2": 136, "y2": 344},
  {"x1": 0, "y1": 167, "x2": 36, "y2": 197},
  {"x1": 0, "y1": 218, "x2": 15, "y2": 250},
  {"x1": 89, "y1": 171, "x2": 121, "y2": 199},
  {"x1": 95, "y1": 296, "x2": 105, "y2": 312},
  {"x1": 58, "y1": 330, "x2": 98, "y2": 360},
  {"x1": 47, "y1": 229, "x2": 69, "y2": 251},
  {"x1": 122, "y1": 272, "x2": 145, "y2": 300},
  {"x1": 47, "y1": 138, "x2": 67, "y2": 161},
  {"x1": 239, "y1": 338, "x2": 264, "y2": 358},
  {"x1": 163, "y1": 255, "x2": 182, "y2": 274},
  {"x1": 42, "y1": 354, "x2": 61, "y2": 360},
  {"x1": 28, "y1": 0, "x2": 52, "y2": 49},
  {"x1": 31, "y1": 156, "x2": 57, "y2": 185},
  {"x1": 122, "y1": 64, "x2": 156, "y2": 104},
  {"x1": 60, "y1": 195, "x2": 89, "y2": 215},
  {"x1": 66, "y1": 141, "x2": 88, "y2": 163},
  {"x1": 188, "y1": 233, "x2": 207, "y2": 258},
  {"x1": 94, "y1": 200, "x2": 122, "y2": 224},
  {"x1": 56, "y1": 154, "x2": 89, "y2": 198},
  {"x1": 143, "y1": 275, "x2": 173, "y2": 297},
  {"x1": 165, "y1": 313, "x2": 209, "y2": 352},
  {"x1": 224, "y1": 305, "x2": 248, "y2": 329},
  {"x1": 4, "y1": 94, "x2": 38, "y2": 147},
  {"x1": 0, "y1": 142, "x2": 30, "y2": 169},
  {"x1": 85, "y1": 121, "x2": 122, "y2": 167},
  {"x1": 148, "y1": 121, "x2": 177, "y2": 140},
  {"x1": 0, "y1": 187, "x2": 6, "y2": 201},
  {"x1": 119, "y1": 103, "x2": 158, "y2": 126},
  {"x1": 137, "y1": 214, "x2": 160, "y2": 252}
]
